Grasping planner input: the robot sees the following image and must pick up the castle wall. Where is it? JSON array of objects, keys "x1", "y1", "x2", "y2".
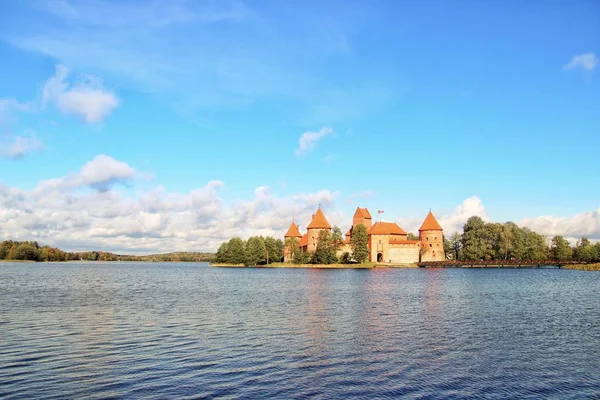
[
  {"x1": 388, "y1": 245, "x2": 420, "y2": 264},
  {"x1": 420, "y1": 230, "x2": 445, "y2": 261}
]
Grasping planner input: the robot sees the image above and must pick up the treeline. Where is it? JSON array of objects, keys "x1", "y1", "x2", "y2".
[
  {"x1": 445, "y1": 216, "x2": 600, "y2": 262},
  {"x1": 0, "y1": 240, "x2": 214, "y2": 262},
  {"x1": 214, "y1": 225, "x2": 371, "y2": 266},
  {"x1": 214, "y1": 236, "x2": 285, "y2": 265}
]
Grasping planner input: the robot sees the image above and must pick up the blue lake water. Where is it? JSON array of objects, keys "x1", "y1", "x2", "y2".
[{"x1": 1, "y1": 262, "x2": 600, "y2": 399}]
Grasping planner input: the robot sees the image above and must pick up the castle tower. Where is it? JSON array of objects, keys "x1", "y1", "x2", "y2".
[
  {"x1": 353, "y1": 207, "x2": 372, "y2": 230},
  {"x1": 419, "y1": 211, "x2": 445, "y2": 262},
  {"x1": 283, "y1": 221, "x2": 303, "y2": 262},
  {"x1": 306, "y1": 207, "x2": 331, "y2": 253}
]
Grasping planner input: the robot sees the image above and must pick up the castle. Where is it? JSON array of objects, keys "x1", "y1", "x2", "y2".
[{"x1": 284, "y1": 207, "x2": 445, "y2": 264}]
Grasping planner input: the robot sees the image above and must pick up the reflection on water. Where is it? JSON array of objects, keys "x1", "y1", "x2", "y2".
[{"x1": 1, "y1": 262, "x2": 600, "y2": 399}]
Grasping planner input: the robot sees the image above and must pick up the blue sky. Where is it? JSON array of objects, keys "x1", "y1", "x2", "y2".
[{"x1": 0, "y1": 0, "x2": 598, "y2": 252}]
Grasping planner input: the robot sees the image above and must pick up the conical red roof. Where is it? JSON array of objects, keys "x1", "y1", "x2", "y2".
[
  {"x1": 284, "y1": 222, "x2": 302, "y2": 238},
  {"x1": 306, "y1": 208, "x2": 331, "y2": 229},
  {"x1": 419, "y1": 211, "x2": 443, "y2": 231}
]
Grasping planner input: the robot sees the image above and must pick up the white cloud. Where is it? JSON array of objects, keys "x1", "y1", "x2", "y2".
[
  {"x1": 562, "y1": 52, "x2": 598, "y2": 72},
  {"x1": 397, "y1": 196, "x2": 490, "y2": 234},
  {"x1": 0, "y1": 98, "x2": 35, "y2": 125},
  {"x1": 35, "y1": 155, "x2": 142, "y2": 192},
  {"x1": 2, "y1": 161, "x2": 598, "y2": 255},
  {"x1": 0, "y1": 155, "x2": 342, "y2": 254},
  {"x1": 42, "y1": 64, "x2": 119, "y2": 123},
  {"x1": 520, "y1": 209, "x2": 600, "y2": 241},
  {"x1": 0, "y1": 134, "x2": 44, "y2": 158},
  {"x1": 296, "y1": 126, "x2": 333, "y2": 156}
]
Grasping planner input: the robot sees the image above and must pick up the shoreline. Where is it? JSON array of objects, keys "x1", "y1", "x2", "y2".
[{"x1": 210, "y1": 262, "x2": 419, "y2": 269}]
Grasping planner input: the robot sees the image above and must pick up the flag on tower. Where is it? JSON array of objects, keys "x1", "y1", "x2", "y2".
[{"x1": 377, "y1": 210, "x2": 384, "y2": 214}]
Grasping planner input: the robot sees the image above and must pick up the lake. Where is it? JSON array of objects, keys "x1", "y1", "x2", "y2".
[{"x1": 1, "y1": 262, "x2": 599, "y2": 399}]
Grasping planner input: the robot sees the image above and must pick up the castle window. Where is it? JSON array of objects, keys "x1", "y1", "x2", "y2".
[
  {"x1": 426, "y1": 237, "x2": 429, "y2": 241},
  {"x1": 429, "y1": 244, "x2": 432, "y2": 248}
]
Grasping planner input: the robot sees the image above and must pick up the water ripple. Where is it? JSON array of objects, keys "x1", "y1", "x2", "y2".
[{"x1": 1, "y1": 263, "x2": 600, "y2": 399}]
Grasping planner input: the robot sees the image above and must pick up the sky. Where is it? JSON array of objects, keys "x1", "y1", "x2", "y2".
[{"x1": 0, "y1": 0, "x2": 599, "y2": 253}]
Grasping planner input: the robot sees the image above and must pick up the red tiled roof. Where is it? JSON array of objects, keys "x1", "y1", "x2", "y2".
[
  {"x1": 299, "y1": 233, "x2": 308, "y2": 247},
  {"x1": 353, "y1": 207, "x2": 372, "y2": 219},
  {"x1": 389, "y1": 239, "x2": 420, "y2": 245},
  {"x1": 419, "y1": 211, "x2": 443, "y2": 231},
  {"x1": 307, "y1": 208, "x2": 331, "y2": 229},
  {"x1": 284, "y1": 222, "x2": 302, "y2": 238},
  {"x1": 368, "y1": 221, "x2": 407, "y2": 236}
]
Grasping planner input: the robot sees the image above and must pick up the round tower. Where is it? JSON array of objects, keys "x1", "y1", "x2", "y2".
[
  {"x1": 306, "y1": 207, "x2": 331, "y2": 253},
  {"x1": 419, "y1": 211, "x2": 445, "y2": 262},
  {"x1": 283, "y1": 221, "x2": 303, "y2": 262}
]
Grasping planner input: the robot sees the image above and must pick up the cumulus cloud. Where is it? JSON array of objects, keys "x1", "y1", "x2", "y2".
[
  {"x1": 396, "y1": 196, "x2": 490, "y2": 235},
  {"x1": 2, "y1": 161, "x2": 598, "y2": 255},
  {"x1": 520, "y1": 209, "x2": 600, "y2": 241},
  {"x1": 42, "y1": 64, "x2": 119, "y2": 123},
  {"x1": 0, "y1": 156, "x2": 342, "y2": 254},
  {"x1": 296, "y1": 126, "x2": 333, "y2": 156},
  {"x1": 563, "y1": 52, "x2": 598, "y2": 72},
  {"x1": 0, "y1": 134, "x2": 44, "y2": 158},
  {"x1": 36, "y1": 155, "x2": 142, "y2": 192}
]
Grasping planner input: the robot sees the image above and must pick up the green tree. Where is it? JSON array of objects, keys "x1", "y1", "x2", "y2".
[
  {"x1": 574, "y1": 238, "x2": 594, "y2": 262},
  {"x1": 227, "y1": 237, "x2": 246, "y2": 264},
  {"x1": 550, "y1": 236, "x2": 573, "y2": 261},
  {"x1": 292, "y1": 245, "x2": 310, "y2": 264},
  {"x1": 332, "y1": 226, "x2": 344, "y2": 250},
  {"x1": 339, "y1": 252, "x2": 352, "y2": 264},
  {"x1": 523, "y1": 229, "x2": 548, "y2": 260},
  {"x1": 461, "y1": 216, "x2": 487, "y2": 260},
  {"x1": 264, "y1": 237, "x2": 283, "y2": 263},
  {"x1": 351, "y1": 224, "x2": 369, "y2": 263},
  {"x1": 285, "y1": 237, "x2": 300, "y2": 263},
  {"x1": 245, "y1": 236, "x2": 266, "y2": 266},
  {"x1": 407, "y1": 233, "x2": 419, "y2": 241},
  {"x1": 10, "y1": 243, "x2": 40, "y2": 261},
  {"x1": 214, "y1": 241, "x2": 229, "y2": 263},
  {"x1": 313, "y1": 230, "x2": 337, "y2": 264}
]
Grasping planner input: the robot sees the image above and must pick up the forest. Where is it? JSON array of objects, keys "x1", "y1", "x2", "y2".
[{"x1": 0, "y1": 240, "x2": 214, "y2": 262}]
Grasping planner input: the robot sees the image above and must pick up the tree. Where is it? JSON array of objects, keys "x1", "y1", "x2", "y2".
[
  {"x1": 461, "y1": 216, "x2": 487, "y2": 260},
  {"x1": 292, "y1": 245, "x2": 310, "y2": 264},
  {"x1": 245, "y1": 236, "x2": 266, "y2": 266},
  {"x1": 313, "y1": 230, "x2": 337, "y2": 264},
  {"x1": 551, "y1": 236, "x2": 573, "y2": 261},
  {"x1": 264, "y1": 237, "x2": 283, "y2": 264},
  {"x1": 449, "y1": 232, "x2": 462, "y2": 260},
  {"x1": 214, "y1": 241, "x2": 229, "y2": 263},
  {"x1": 351, "y1": 224, "x2": 369, "y2": 263},
  {"x1": 332, "y1": 226, "x2": 343, "y2": 250},
  {"x1": 227, "y1": 237, "x2": 246, "y2": 264},
  {"x1": 407, "y1": 233, "x2": 419, "y2": 241},
  {"x1": 574, "y1": 238, "x2": 594, "y2": 262},
  {"x1": 339, "y1": 252, "x2": 352, "y2": 264}
]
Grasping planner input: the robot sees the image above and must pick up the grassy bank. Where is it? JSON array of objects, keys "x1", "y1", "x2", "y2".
[
  {"x1": 564, "y1": 263, "x2": 600, "y2": 271},
  {"x1": 210, "y1": 262, "x2": 419, "y2": 269}
]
